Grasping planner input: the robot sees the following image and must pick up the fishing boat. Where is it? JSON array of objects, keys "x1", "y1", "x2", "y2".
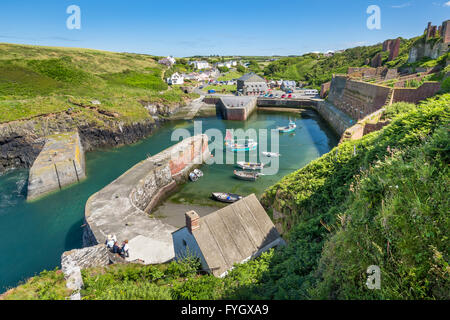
[
  {"x1": 211, "y1": 192, "x2": 243, "y2": 203},
  {"x1": 237, "y1": 161, "x2": 264, "y2": 170},
  {"x1": 276, "y1": 120, "x2": 296, "y2": 133},
  {"x1": 233, "y1": 170, "x2": 261, "y2": 181},
  {"x1": 227, "y1": 140, "x2": 258, "y2": 152},
  {"x1": 262, "y1": 151, "x2": 281, "y2": 157}
]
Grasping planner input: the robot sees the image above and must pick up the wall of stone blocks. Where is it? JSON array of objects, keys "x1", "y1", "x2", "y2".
[{"x1": 392, "y1": 82, "x2": 441, "y2": 104}]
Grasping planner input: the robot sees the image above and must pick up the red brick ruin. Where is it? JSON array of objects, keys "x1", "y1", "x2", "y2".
[
  {"x1": 382, "y1": 38, "x2": 401, "y2": 61},
  {"x1": 425, "y1": 20, "x2": 450, "y2": 43}
]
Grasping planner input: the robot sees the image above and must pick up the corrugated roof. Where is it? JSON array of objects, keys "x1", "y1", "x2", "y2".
[{"x1": 192, "y1": 194, "x2": 282, "y2": 276}]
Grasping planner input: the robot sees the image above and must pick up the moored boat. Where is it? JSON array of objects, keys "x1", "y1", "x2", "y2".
[
  {"x1": 233, "y1": 170, "x2": 260, "y2": 181},
  {"x1": 227, "y1": 140, "x2": 258, "y2": 152},
  {"x1": 189, "y1": 169, "x2": 204, "y2": 182},
  {"x1": 276, "y1": 120, "x2": 296, "y2": 133},
  {"x1": 237, "y1": 161, "x2": 264, "y2": 170},
  {"x1": 211, "y1": 192, "x2": 243, "y2": 203},
  {"x1": 262, "y1": 151, "x2": 281, "y2": 157}
]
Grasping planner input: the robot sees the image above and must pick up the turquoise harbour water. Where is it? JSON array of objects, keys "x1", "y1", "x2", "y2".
[{"x1": 0, "y1": 110, "x2": 338, "y2": 292}]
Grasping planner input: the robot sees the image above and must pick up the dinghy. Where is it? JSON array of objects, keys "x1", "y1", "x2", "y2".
[
  {"x1": 276, "y1": 120, "x2": 296, "y2": 133},
  {"x1": 211, "y1": 192, "x2": 243, "y2": 203},
  {"x1": 227, "y1": 140, "x2": 258, "y2": 152},
  {"x1": 233, "y1": 170, "x2": 260, "y2": 181},
  {"x1": 189, "y1": 169, "x2": 204, "y2": 182},
  {"x1": 237, "y1": 161, "x2": 264, "y2": 170},
  {"x1": 262, "y1": 151, "x2": 281, "y2": 157}
]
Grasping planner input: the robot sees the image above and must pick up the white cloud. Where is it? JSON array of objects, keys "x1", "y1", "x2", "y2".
[
  {"x1": 444, "y1": 1, "x2": 450, "y2": 7},
  {"x1": 391, "y1": 2, "x2": 412, "y2": 8}
]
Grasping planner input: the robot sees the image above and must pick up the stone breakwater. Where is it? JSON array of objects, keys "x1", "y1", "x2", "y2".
[
  {"x1": 0, "y1": 108, "x2": 176, "y2": 174},
  {"x1": 83, "y1": 134, "x2": 211, "y2": 264},
  {"x1": 27, "y1": 131, "x2": 86, "y2": 201}
]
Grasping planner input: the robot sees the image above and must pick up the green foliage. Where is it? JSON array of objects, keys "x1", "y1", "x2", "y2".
[
  {"x1": 103, "y1": 69, "x2": 168, "y2": 91},
  {"x1": 236, "y1": 64, "x2": 247, "y2": 73},
  {"x1": 441, "y1": 77, "x2": 450, "y2": 93},
  {"x1": 240, "y1": 94, "x2": 450, "y2": 299},
  {"x1": 217, "y1": 66, "x2": 229, "y2": 73},
  {"x1": 1, "y1": 269, "x2": 69, "y2": 300},
  {"x1": 0, "y1": 43, "x2": 195, "y2": 123},
  {"x1": 27, "y1": 57, "x2": 92, "y2": 84},
  {"x1": 263, "y1": 44, "x2": 385, "y2": 88}
]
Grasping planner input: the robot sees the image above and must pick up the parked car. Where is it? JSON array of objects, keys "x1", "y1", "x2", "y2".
[
  {"x1": 208, "y1": 89, "x2": 216, "y2": 94},
  {"x1": 281, "y1": 94, "x2": 286, "y2": 98},
  {"x1": 269, "y1": 94, "x2": 274, "y2": 98},
  {"x1": 288, "y1": 94, "x2": 292, "y2": 98}
]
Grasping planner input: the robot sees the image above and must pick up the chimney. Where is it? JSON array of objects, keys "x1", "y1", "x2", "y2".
[{"x1": 185, "y1": 210, "x2": 200, "y2": 233}]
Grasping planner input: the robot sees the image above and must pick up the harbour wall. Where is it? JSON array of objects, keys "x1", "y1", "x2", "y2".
[
  {"x1": 218, "y1": 96, "x2": 257, "y2": 121},
  {"x1": 27, "y1": 131, "x2": 86, "y2": 201},
  {"x1": 83, "y1": 134, "x2": 210, "y2": 264},
  {"x1": 328, "y1": 75, "x2": 441, "y2": 121},
  {"x1": 256, "y1": 98, "x2": 354, "y2": 137}
]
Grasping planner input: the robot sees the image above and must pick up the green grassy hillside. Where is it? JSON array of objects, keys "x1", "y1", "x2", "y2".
[
  {"x1": 4, "y1": 93, "x2": 448, "y2": 300},
  {"x1": 262, "y1": 37, "x2": 419, "y2": 88},
  {"x1": 0, "y1": 43, "x2": 197, "y2": 123}
]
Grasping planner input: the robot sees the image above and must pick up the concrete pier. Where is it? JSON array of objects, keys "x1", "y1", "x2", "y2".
[
  {"x1": 27, "y1": 131, "x2": 85, "y2": 201},
  {"x1": 83, "y1": 134, "x2": 210, "y2": 264},
  {"x1": 218, "y1": 96, "x2": 257, "y2": 120}
]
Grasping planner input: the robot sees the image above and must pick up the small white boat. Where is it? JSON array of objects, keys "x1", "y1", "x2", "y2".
[
  {"x1": 189, "y1": 172, "x2": 199, "y2": 182},
  {"x1": 193, "y1": 169, "x2": 203, "y2": 177},
  {"x1": 189, "y1": 169, "x2": 204, "y2": 182},
  {"x1": 233, "y1": 170, "x2": 261, "y2": 181},
  {"x1": 237, "y1": 161, "x2": 264, "y2": 170},
  {"x1": 262, "y1": 152, "x2": 281, "y2": 157}
]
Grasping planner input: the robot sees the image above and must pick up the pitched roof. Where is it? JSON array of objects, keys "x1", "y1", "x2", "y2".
[
  {"x1": 192, "y1": 194, "x2": 282, "y2": 276},
  {"x1": 238, "y1": 72, "x2": 266, "y2": 83}
]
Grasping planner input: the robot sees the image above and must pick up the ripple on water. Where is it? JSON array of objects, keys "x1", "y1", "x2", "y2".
[{"x1": 0, "y1": 170, "x2": 27, "y2": 211}]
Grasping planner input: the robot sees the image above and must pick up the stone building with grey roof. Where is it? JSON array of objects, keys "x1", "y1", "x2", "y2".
[
  {"x1": 237, "y1": 72, "x2": 268, "y2": 96},
  {"x1": 172, "y1": 194, "x2": 285, "y2": 277}
]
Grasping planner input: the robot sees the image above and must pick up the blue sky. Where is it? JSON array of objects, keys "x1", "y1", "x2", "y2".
[{"x1": 0, "y1": 0, "x2": 449, "y2": 57}]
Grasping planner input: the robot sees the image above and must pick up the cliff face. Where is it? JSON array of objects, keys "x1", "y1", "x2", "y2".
[
  {"x1": 0, "y1": 112, "x2": 161, "y2": 174},
  {"x1": 408, "y1": 40, "x2": 449, "y2": 63}
]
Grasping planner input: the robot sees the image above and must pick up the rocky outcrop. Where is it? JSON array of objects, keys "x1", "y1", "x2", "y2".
[
  {"x1": 61, "y1": 244, "x2": 110, "y2": 300},
  {"x1": 408, "y1": 40, "x2": 449, "y2": 63},
  {"x1": 0, "y1": 112, "x2": 160, "y2": 174}
]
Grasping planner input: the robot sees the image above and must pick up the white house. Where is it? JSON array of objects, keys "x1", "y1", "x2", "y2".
[
  {"x1": 281, "y1": 80, "x2": 296, "y2": 91},
  {"x1": 167, "y1": 72, "x2": 184, "y2": 85},
  {"x1": 159, "y1": 56, "x2": 176, "y2": 67},
  {"x1": 189, "y1": 60, "x2": 210, "y2": 70}
]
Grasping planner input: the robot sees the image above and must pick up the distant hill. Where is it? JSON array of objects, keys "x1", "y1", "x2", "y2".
[
  {"x1": 262, "y1": 37, "x2": 420, "y2": 89},
  {"x1": 0, "y1": 43, "x2": 197, "y2": 123}
]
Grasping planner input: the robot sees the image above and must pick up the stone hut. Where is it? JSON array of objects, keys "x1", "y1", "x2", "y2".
[
  {"x1": 237, "y1": 73, "x2": 268, "y2": 96},
  {"x1": 172, "y1": 194, "x2": 285, "y2": 277}
]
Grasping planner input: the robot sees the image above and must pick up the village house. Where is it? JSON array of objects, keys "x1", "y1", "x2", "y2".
[
  {"x1": 167, "y1": 72, "x2": 184, "y2": 85},
  {"x1": 189, "y1": 60, "x2": 210, "y2": 70},
  {"x1": 158, "y1": 56, "x2": 176, "y2": 67},
  {"x1": 237, "y1": 72, "x2": 268, "y2": 96},
  {"x1": 172, "y1": 194, "x2": 285, "y2": 277},
  {"x1": 215, "y1": 60, "x2": 238, "y2": 69},
  {"x1": 281, "y1": 80, "x2": 296, "y2": 92}
]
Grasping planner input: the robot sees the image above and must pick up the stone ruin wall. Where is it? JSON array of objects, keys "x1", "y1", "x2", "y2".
[
  {"x1": 392, "y1": 82, "x2": 441, "y2": 104},
  {"x1": 328, "y1": 75, "x2": 392, "y2": 121}
]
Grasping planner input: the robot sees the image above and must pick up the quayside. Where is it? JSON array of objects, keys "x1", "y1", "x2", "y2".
[{"x1": 0, "y1": 110, "x2": 338, "y2": 292}]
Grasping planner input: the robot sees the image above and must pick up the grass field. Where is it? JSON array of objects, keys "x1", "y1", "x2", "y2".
[
  {"x1": 217, "y1": 70, "x2": 243, "y2": 81},
  {"x1": 0, "y1": 43, "x2": 198, "y2": 123}
]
